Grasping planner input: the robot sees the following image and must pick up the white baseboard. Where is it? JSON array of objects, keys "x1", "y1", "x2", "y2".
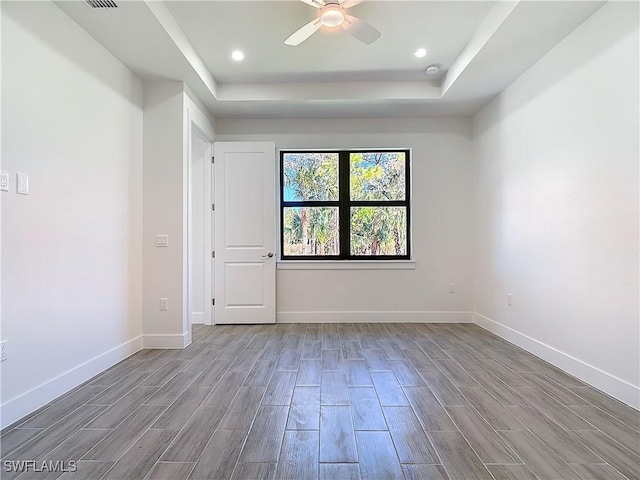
[
  {"x1": 474, "y1": 313, "x2": 640, "y2": 410},
  {"x1": 277, "y1": 311, "x2": 473, "y2": 324},
  {"x1": 0, "y1": 335, "x2": 143, "y2": 430},
  {"x1": 143, "y1": 331, "x2": 190, "y2": 349},
  {"x1": 191, "y1": 312, "x2": 205, "y2": 325}
]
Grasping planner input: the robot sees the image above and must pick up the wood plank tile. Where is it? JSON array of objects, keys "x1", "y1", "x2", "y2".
[
  {"x1": 403, "y1": 387, "x2": 456, "y2": 432},
  {"x1": 401, "y1": 464, "x2": 449, "y2": 480},
  {"x1": 140, "y1": 360, "x2": 191, "y2": 387},
  {"x1": 342, "y1": 341, "x2": 364, "y2": 360},
  {"x1": 160, "y1": 404, "x2": 227, "y2": 462},
  {"x1": 37, "y1": 429, "x2": 109, "y2": 468},
  {"x1": 301, "y1": 340, "x2": 323, "y2": 359},
  {"x1": 479, "y1": 360, "x2": 530, "y2": 388},
  {"x1": 57, "y1": 461, "x2": 114, "y2": 480},
  {"x1": 243, "y1": 358, "x2": 277, "y2": 387},
  {"x1": 263, "y1": 371, "x2": 297, "y2": 406},
  {"x1": 568, "y1": 462, "x2": 627, "y2": 480},
  {"x1": 194, "y1": 358, "x2": 234, "y2": 387},
  {"x1": 569, "y1": 405, "x2": 640, "y2": 455},
  {"x1": 506, "y1": 405, "x2": 604, "y2": 463},
  {"x1": 102, "y1": 429, "x2": 177, "y2": 480},
  {"x1": 498, "y1": 430, "x2": 582, "y2": 480},
  {"x1": 362, "y1": 349, "x2": 391, "y2": 371},
  {"x1": 569, "y1": 386, "x2": 640, "y2": 431},
  {"x1": 355, "y1": 431, "x2": 404, "y2": 480},
  {"x1": 19, "y1": 386, "x2": 105, "y2": 428},
  {"x1": 444, "y1": 348, "x2": 485, "y2": 372},
  {"x1": 151, "y1": 385, "x2": 212, "y2": 430},
  {"x1": 83, "y1": 405, "x2": 165, "y2": 461},
  {"x1": 323, "y1": 333, "x2": 341, "y2": 349},
  {"x1": 321, "y1": 371, "x2": 350, "y2": 405},
  {"x1": 403, "y1": 349, "x2": 438, "y2": 372},
  {"x1": 319, "y1": 464, "x2": 361, "y2": 480},
  {"x1": 319, "y1": 406, "x2": 357, "y2": 463},
  {"x1": 345, "y1": 360, "x2": 372, "y2": 387},
  {"x1": 230, "y1": 463, "x2": 276, "y2": 480},
  {"x1": 322, "y1": 349, "x2": 344, "y2": 371},
  {"x1": 238, "y1": 406, "x2": 289, "y2": 463},
  {"x1": 388, "y1": 360, "x2": 426, "y2": 387},
  {"x1": 275, "y1": 430, "x2": 319, "y2": 480},
  {"x1": 433, "y1": 360, "x2": 478, "y2": 388},
  {"x1": 467, "y1": 371, "x2": 526, "y2": 406},
  {"x1": 145, "y1": 372, "x2": 198, "y2": 406},
  {"x1": 415, "y1": 340, "x2": 450, "y2": 360},
  {"x1": 370, "y1": 372, "x2": 409, "y2": 406},
  {"x1": 0, "y1": 429, "x2": 44, "y2": 459},
  {"x1": 297, "y1": 359, "x2": 322, "y2": 386},
  {"x1": 87, "y1": 386, "x2": 158, "y2": 428},
  {"x1": 420, "y1": 371, "x2": 469, "y2": 407},
  {"x1": 87, "y1": 371, "x2": 150, "y2": 405},
  {"x1": 229, "y1": 349, "x2": 261, "y2": 372},
  {"x1": 284, "y1": 333, "x2": 305, "y2": 350},
  {"x1": 287, "y1": 386, "x2": 320, "y2": 430},
  {"x1": 457, "y1": 386, "x2": 525, "y2": 430},
  {"x1": 485, "y1": 464, "x2": 537, "y2": 480},
  {"x1": 5, "y1": 405, "x2": 105, "y2": 462},
  {"x1": 572, "y1": 430, "x2": 640, "y2": 480},
  {"x1": 188, "y1": 429, "x2": 246, "y2": 480},
  {"x1": 202, "y1": 370, "x2": 247, "y2": 405},
  {"x1": 349, "y1": 387, "x2": 387, "y2": 431},
  {"x1": 145, "y1": 462, "x2": 195, "y2": 480},
  {"x1": 429, "y1": 431, "x2": 492, "y2": 480},
  {"x1": 377, "y1": 341, "x2": 405, "y2": 360},
  {"x1": 277, "y1": 349, "x2": 302, "y2": 371},
  {"x1": 219, "y1": 386, "x2": 266, "y2": 431},
  {"x1": 382, "y1": 406, "x2": 439, "y2": 463},
  {"x1": 513, "y1": 386, "x2": 595, "y2": 431},
  {"x1": 445, "y1": 406, "x2": 520, "y2": 463},
  {"x1": 518, "y1": 371, "x2": 591, "y2": 406}
]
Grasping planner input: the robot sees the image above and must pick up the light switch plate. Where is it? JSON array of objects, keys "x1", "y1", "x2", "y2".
[
  {"x1": 156, "y1": 235, "x2": 169, "y2": 247},
  {"x1": 17, "y1": 173, "x2": 29, "y2": 195},
  {"x1": 0, "y1": 171, "x2": 9, "y2": 192}
]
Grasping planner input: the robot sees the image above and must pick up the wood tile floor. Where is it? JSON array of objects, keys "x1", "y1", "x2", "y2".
[{"x1": 2, "y1": 323, "x2": 639, "y2": 480}]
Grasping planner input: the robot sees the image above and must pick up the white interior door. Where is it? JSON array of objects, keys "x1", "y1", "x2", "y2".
[{"x1": 214, "y1": 142, "x2": 276, "y2": 324}]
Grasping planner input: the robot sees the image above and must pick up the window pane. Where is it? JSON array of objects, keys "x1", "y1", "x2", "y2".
[
  {"x1": 283, "y1": 153, "x2": 339, "y2": 201},
  {"x1": 350, "y1": 207, "x2": 407, "y2": 256},
  {"x1": 283, "y1": 207, "x2": 339, "y2": 256},
  {"x1": 350, "y1": 152, "x2": 406, "y2": 201}
]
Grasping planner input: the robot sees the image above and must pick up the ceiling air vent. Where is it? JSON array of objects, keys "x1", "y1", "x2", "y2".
[{"x1": 85, "y1": 0, "x2": 119, "y2": 8}]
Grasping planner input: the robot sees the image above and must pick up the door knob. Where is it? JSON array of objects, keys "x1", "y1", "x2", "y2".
[{"x1": 262, "y1": 252, "x2": 274, "y2": 258}]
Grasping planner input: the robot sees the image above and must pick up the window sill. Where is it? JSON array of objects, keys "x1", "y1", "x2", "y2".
[{"x1": 277, "y1": 260, "x2": 416, "y2": 270}]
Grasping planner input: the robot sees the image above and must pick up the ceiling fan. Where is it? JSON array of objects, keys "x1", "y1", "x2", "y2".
[{"x1": 285, "y1": 0, "x2": 381, "y2": 46}]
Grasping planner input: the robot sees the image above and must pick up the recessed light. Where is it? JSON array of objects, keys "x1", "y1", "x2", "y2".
[
  {"x1": 425, "y1": 64, "x2": 440, "y2": 75},
  {"x1": 414, "y1": 48, "x2": 427, "y2": 58},
  {"x1": 231, "y1": 50, "x2": 244, "y2": 62}
]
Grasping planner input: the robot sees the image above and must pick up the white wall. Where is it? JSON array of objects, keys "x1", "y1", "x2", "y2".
[
  {"x1": 143, "y1": 83, "x2": 215, "y2": 345},
  {"x1": 472, "y1": 2, "x2": 639, "y2": 408},
  {"x1": 142, "y1": 81, "x2": 186, "y2": 347},
  {"x1": 216, "y1": 117, "x2": 474, "y2": 323},
  {"x1": 1, "y1": 1, "x2": 144, "y2": 427}
]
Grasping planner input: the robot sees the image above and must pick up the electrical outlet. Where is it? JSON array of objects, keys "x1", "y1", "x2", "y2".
[
  {"x1": 156, "y1": 235, "x2": 169, "y2": 247},
  {"x1": 159, "y1": 298, "x2": 168, "y2": 311},
  {"x1": 448, "y1": 284, "x2": 455, "y2": 294},
  {"x1": 507, "y1": 293, "x2": 513, "y2": 306},
  {"x1": 0, "y1": 171, "x2": 9, "y2": 192},
  {"x1": 0, "y1": 340, "x2": 7, "y2": 362}
]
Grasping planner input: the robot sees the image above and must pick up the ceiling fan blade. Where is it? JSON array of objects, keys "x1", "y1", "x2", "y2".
[
  {"x1": 340, "y1": 0, "x2": 365, "y2": 9},
  {"x1": 299, "y1": 0, "x2": 323, "y2": 8},
  {"x1": 285, "y1": 19, "x2": 322, "y2": 46},
  {"x1": 341, "y1": 13, "x2": 381, "y2": 44}
]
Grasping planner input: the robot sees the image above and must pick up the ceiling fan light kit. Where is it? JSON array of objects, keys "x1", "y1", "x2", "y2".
[{"x1": 285, "y1": 0, "x2": 381, "y2": 46}]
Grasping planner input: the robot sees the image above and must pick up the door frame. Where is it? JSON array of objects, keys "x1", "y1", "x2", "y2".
[{"x1": 185, "y1": 97, "x2": 215, "y2": 334}]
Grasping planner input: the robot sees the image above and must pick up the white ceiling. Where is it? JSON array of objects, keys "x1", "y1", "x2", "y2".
[{"x1": 54, "y1": 0, "x2": 604, "y2": 119}]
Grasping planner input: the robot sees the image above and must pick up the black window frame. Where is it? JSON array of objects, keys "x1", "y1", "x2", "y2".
[{"x1": 280, "y1": 149, "x2": 411, "y2": 260}]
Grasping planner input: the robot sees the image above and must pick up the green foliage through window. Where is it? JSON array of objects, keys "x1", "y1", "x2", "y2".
[{"x1": 281, "y1": 150, "x2": 410, "y2": 259}]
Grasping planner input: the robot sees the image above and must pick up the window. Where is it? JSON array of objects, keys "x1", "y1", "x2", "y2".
[{"x1": 280, "y1": 150, "x2": 410, "y2": 260}]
